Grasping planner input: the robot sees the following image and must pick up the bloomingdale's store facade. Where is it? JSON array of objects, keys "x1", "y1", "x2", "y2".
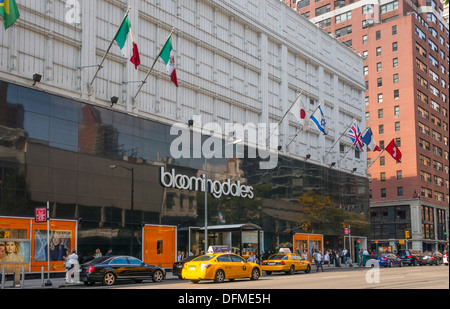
[{"x1": 0, "y1": 80, "x2": 370, "y2": 271}]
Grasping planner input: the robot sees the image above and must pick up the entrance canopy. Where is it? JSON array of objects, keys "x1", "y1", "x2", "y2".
[{"x1": 199, "y1": 223, "x2": 262, "y2": 232}]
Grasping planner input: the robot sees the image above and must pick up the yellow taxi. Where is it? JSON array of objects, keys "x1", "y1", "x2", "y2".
[
  {"x1": 181, "y1": 252, "x2": 261, "y2": 283},
  {"x1": 261, "y1": 249, "x2": 311, "y2": 275}
]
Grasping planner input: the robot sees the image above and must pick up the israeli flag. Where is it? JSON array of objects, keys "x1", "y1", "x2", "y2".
[{"x1": 310, "y1": 104, "x2": 327, "y2": 135}]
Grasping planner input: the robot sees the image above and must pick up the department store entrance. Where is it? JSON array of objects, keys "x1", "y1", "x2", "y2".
[{"x1": 187, "y1": 224, "x2": 263, "y2": 262}]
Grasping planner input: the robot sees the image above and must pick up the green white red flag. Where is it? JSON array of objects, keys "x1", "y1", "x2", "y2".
[
  {"x1": 114, "y1": 15, "x2": 140, "y2": 69},
  {"x1": 159, "y1": 35, "x2": 178, "y2": 87}
]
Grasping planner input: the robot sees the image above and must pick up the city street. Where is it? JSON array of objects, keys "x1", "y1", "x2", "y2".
[{"x1": 82, "y1": 265, "x2": 448, "y2": 290}]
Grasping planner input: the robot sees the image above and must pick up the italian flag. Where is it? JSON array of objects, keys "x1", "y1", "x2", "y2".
[
  {"x1": 159, "y1": 35, "x2": 178, "y2": 87},
  {"x1": 114, "y1": 15, "x2": 140, "y2": 69}
]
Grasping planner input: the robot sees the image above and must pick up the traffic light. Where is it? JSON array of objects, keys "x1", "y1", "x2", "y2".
[{"x1": 405, "y1": 231, "x2": 410, "y2": 239}]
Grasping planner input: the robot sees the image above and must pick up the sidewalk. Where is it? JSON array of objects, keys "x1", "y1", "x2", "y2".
[{"x1": 2, "y1": 263, "x2": 364, "y2": 289}]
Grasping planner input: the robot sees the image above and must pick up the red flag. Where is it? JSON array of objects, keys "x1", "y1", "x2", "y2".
[
  {"x1": 130, "y1": 42, "x2": 140, "y2": 69},
  {"x1": 385, "y1": 139, "x2": 402, "y2": 163}
]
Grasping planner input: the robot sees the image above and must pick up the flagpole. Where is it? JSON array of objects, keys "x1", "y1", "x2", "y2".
[
  {"x1": 89, "y1": 6, "x2": 132, "y2": 92},
  {"x1": 323, "y1": 116, "x2": 357, "y2": 159},
  {"x1": 267, "y1": 90, "x2": 305, "y2": 143},
  {"x1": 133, "y1": 27, "x2": 176, "y2": 102},
  {"x1": 367, "y1": 148, "x2": 386, "y2": 169}
]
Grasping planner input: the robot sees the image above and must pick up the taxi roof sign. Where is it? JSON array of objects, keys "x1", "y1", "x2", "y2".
[{"x1": 279, "y1": 248, "x2": 291, "y2": 253}]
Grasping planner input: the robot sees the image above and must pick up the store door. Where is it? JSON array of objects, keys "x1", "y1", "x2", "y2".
[{"x1": 142, "y1": 225, "x2": 176, "y2": 268}]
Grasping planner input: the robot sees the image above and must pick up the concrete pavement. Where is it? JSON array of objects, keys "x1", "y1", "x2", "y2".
[{"x1": 1, "y1": 263, "x2": 363, "y2": 289}]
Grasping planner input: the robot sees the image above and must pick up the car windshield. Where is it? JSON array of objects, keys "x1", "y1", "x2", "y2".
[
  {"x1": 268, "y1": 254, "x2": 289, "y2": 260},
  {"x1": 193, "y1": 255, "x2": 215, "y2": 262}
]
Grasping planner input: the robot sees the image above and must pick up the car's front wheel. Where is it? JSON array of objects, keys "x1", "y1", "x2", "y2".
[
  {"x1": 102, "y1": 272, "x2": 116, "y2": 286},
  {"x1": 250, "y1": 268, "x2": 260, "y2": 280}
]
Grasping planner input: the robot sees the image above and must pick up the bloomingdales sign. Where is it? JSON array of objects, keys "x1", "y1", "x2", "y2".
[{"x1": 160, "y1": 167, "x2": 254, "y2": 199}]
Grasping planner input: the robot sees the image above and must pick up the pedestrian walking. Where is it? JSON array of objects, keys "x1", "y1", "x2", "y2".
[{"x1": 64, "y1": 249, "x2": 79, "y2": 284}]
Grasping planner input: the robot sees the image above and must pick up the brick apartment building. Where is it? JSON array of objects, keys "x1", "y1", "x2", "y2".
[{"x1": 285, "y1": 0, "x2": 449, "y2": 252}]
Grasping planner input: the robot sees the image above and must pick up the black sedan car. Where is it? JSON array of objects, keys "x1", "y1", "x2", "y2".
[
  {"x1": 397, "y1": 250, "x2": 423, "y2": 266},
  {"x1": 80, "y1": 256, "x2": 166, "y2": 286},
  {"x1": 172, "y1": 255, "x2": 199, "y2": 279}
]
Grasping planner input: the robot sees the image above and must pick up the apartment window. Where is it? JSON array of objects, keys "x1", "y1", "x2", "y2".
[
  {"x1": 334, "y1": 0, "x2": 345, "y2": 9},
  {"x1": 362, "y1": 4, "x2": 374, "y2": 14},
  {"x1": 416, "y1": 90, "x2": 428, "y2": 104},
  {"x1": 376, "y1": 30, "x2": 381, "y2": 40},
  {"x1": 419, "y1": 122, "x2": 430, "y2": 135},
  {"x1": 393, "y1": 58, "x2": 398, "y2": 67},
  {"x1": 381, "y1": 1, "x2": 399, "y2": 14},
  {"x1": 380, "y1": 156, "x2": 385, "y2": 166},
  {"x1": 395, "y1": 138, "x2": 401, "y2": 148},
  {"x1": 335, "y1": 11, "x2": 351, "y2": 24},
  {"x1": 362, "y1": 19, "x2": 374, "y2": 28},
  {"x1": 392, "y1": 25, "x2": 398, "y2": 35},
  {"x1": 420, "y1": 154, "x2": 431, "y2": 167},
  {"x1": 418, "y1": 106, "x2": 429, "y2": 120},
  {"x1": 394, "y1": 106, "x2": 400, "y2": 117},
  {"x1": 379, "y1": 140, "x2": 385, "y2": 149},
  {"x1": 395, "y1": 121, "x2": 400, "y2": 132},
  {"x1": 431, "y1": 115, "x2": 441, "y2": 127},
  {"x1": 416, "y1": 73, "x2": 428, "y2": 89},
  {"x1": 392, "y1": 42, "x2": 398, "y2": 52},
  {"x1": 397, "y1": 187, "x2": 403, "y2": 197},
  {"x1": 335, "y1": 25, "x2": 352, "y2": 37},
  {"x1": 315, "y1": 4, "x2": 331, "y2": 17},
  {"x1": 421, "y1": 171, "x2": 432, "y2": 182},
  {"x1": 377, "y1": 62, "x2": 382, "y2": 72},
  {"x1": 377, "y1": 78, "x2": 382, "y2": 87},
  {"x1": 378, "y1": 109, "x2": 384, "y2": 119},
  {"x1": 394, "y1": 89, "x2": 399, "y2": 99},
  {"x1": 378, "y1": 93, "x2": 383, "y2": 103},
  {"x1": 419, "y1": 138, "x2": 431, "y2": 151},
  {"x1": 376, "y1": 47, "x2": 381, "y2": 56},
  {"x1": 364, "y1": 66, "x2": 369, "y2": 75},
  {"x1": 363, "y1": 35, "x2": 368, "y2": 45},
  {"x1": 396, "y1": 170, "x2": 402, "y2": 180},
  {"x1": 379, "y1": 124, "x2": 384, "y2": 135},
  {"x1": 380, "y1": 172, "x2": 386, "y2": 182},
  {"x1": 297, "y1": 0, "x2": 310, "y2": 9},
  {"x1": 416, "y1": 58, "x2": 427, "y2": 73},
  {"x1": 381, "y1": 188, "x2": 387, "y2": 198},
  {"x1": 393, "y1": 73, "x2": 399, "y2": 84}
]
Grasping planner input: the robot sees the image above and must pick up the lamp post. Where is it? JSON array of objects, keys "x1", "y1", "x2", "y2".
[
  {"x1": 204, "y1": 139, "x2": 243, "y2": 253},
  {"x1": 110, "y1": 164, "x2": 134, "y2": 256}
]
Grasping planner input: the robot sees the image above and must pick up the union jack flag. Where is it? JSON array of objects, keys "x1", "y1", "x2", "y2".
[{"x1": 347, "y1": 120, "x2": 364, "y2": 151}]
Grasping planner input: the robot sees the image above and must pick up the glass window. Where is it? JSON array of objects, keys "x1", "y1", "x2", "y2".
[
  {"x1": 217, "y1": 255, "x2": 232, "y2": 262},
  {"x1": 110, "y1": 257, "x2": 128, "y2": 265},
  {"x1": 50, "y1": 96, "x2": 79, "y2": 122},
  {"x1": 18, "y1": 87, "x2": 50, "y2": 115},
  {"x1": 230, "y1": 255, "x2": 246, "y2": 263},
  {"x1": 23, "y1": 111, "x2": 50, "y2": 141},
  {"x1": 128, "y1": 257, "x2": 143, "y2": 265}
]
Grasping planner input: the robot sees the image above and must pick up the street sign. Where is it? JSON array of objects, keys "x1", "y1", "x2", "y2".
[
  {"x1": 344, "y1": 228, "x2": 350, "y2": 235},
  {"x1": 35, "y1": 207, "x2": 47, "y2": 223}
]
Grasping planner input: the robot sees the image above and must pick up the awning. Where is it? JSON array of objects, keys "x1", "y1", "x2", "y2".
[{"x1": 199, "y1": 223, "x2": 262, "y2": 232}]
